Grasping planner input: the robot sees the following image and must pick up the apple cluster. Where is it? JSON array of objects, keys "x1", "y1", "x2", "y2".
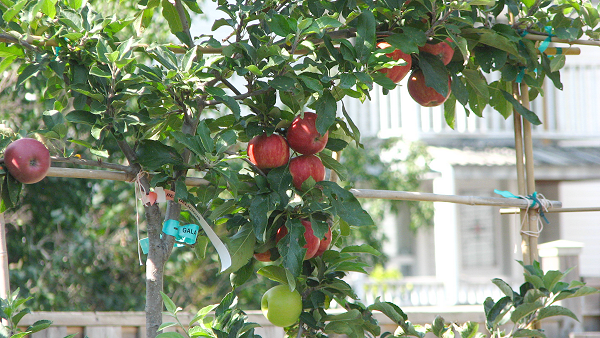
[
  {"x1": 247, "y1": 112, "x2": 334, "y2": 263},
  {"x1": 377, "y1": 38, "x2": 454, "y2": 107},
  {"x1": 247, "y1": 111, "x2": 328, "y2": 190}
]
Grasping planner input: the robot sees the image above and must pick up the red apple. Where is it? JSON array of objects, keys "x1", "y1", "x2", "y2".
[
  {"x1": 276, "y1": 219, "x2": 320, "y2": 260},
  {"x1": 254, "y1": 248, "x2": 278, "y2": 262},
  {"x1": 376, "y1": 41, "x2": 412, "y2": 83},
  {"x1": 407, "y1": 69, "x2": 451, "y2": 107},
  {"x1": 286, "y1": 112, "x2": 328, "y2": 155},
  {"x1": 314, "y1": 226, "x2": 332, "y2": 257},
  {"x1": 247, "y1": 133, "x2": 290, "y2": 170},
  {"x1": 288, "y1": 155, "x2": 325, "y2": 190},
  {"x1": 419, "y1": 38, "x2": 454, "y2": 65},
  {"x1": 3, "y1": 138, "x2": 51, "y2": 184}
]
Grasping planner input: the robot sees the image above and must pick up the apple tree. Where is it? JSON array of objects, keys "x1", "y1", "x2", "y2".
[{"x1": 1, "y1": 0, "x2": 600, "y2": 337}]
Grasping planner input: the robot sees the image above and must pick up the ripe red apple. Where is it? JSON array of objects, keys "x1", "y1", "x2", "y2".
[
  {"x1": 407, "y1": 69, "x2": 451, "y2": 107},
  {"x1": 376, "y1": 41, "x2": 412, "y2": 83},
  {"x1": 247, "y1": 133, "x2": 290, "y2": 170},
  {"x1": 288, "y1": 155, "x2": 325, "y2": 190},
  {"x1": 314, "y1": 225, "x2": 332, "y2": 257},
  {"x1": 276, "y1": 219, "x2": 320, "y2": 260},
  {"x1": 419, "y1": 37, "x2": 454, "y2": 65},
  {"x1": 261, "y1": 285, "x2": 303, "y2": 327},
  {"x1": 3, "y1": 138, "x2": 51, "y2": 184},
  {"x1": 286, "y1": 112, "x2": 328, "y2": 155}
]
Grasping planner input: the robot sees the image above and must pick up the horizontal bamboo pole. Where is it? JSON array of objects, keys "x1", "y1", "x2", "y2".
[
  {"x1": 350, "y1": 189, "x2": 562, "y2": 209},
  {"x1": 544, "y1": 46, "x2": 580, "y2": 55},
  {"x1": 45, "y1": 167, "x2": 562, "y2": 209},
  {"x1": 500, "y1": 207, "x2": 600, "y2": 214},
  {"x1": 46, "y1": 167, "x2": 210, "y2": 186},
  {"x1": 523, "y1": 33, "x2": 600, "y2": 47}
]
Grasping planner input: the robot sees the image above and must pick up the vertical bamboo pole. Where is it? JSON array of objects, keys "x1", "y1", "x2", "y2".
[
  {"x1": 520, "y1": 83, "x2": 540, "y2": 263},
  {"x1": 0, "y1": 213, "x2": 9, "y2": 299},
  {"x1": 513, "y1": 82, "x2": 532, "y2": 265}
]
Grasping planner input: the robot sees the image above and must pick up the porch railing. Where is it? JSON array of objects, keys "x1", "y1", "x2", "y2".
[{"x1": 343, "y1": 61, "x2": 600, "y2": 141}]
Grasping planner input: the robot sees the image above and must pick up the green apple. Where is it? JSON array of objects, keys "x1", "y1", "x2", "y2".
[{"x1": 261, "y1": 285, "x2": 303, "y2": 327}]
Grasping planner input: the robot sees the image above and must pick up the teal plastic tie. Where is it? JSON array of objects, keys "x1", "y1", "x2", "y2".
[
  {"x1": 537, "y1": 26, "x2": 554, "y2": 54},
  {"x1": 494, "y1": 189, "x2": 549, "y2": 224}
]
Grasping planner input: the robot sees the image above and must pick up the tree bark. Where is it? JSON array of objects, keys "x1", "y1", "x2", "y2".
[{"x1": 145, "y1": 203, "x2": 165, "y2": 338}]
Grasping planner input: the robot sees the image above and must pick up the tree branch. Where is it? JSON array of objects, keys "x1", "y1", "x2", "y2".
[
  {"x1": 51, "y1": 156, "x2": 133, "y2": 173},
  {"x1": 203, "y1": 87, "x2": 274, "y2": 106},
  {"x1": 174, "y1": 0, "x2": 194, "y2": 47}
]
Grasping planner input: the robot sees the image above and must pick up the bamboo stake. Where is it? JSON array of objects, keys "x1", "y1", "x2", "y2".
[
  {"x1": 513, "y1": 82, "x2": 531, "y2": 266},
  {"x1": 0, "y1": 213, "x2": 9, "y2": 300},
  {"x1": 521, "y1": 83, "x2": 540, "y2": 263}
]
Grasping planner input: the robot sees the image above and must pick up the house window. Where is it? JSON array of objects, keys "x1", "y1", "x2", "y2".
[{"x1": 459, "y1": 202, "x2": 497, "y2": 268}]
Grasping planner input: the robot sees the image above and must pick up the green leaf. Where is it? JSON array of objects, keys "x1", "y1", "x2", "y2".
[
  {"x1": 431, "y1": 315, "x2": 446, "y2": 337},
  {"x1": 160, "y1": 292, "x2": 178, "y2": 314},
  {"x1": 189, "y1": 304, "x2": 218, "y2": 326},
  {"x1": 171, "y1": 131, "x2": 206, "y2": 157},
  {"x1": 478, "y1": 31, "x2": 521, "y2": 59},
  {"x1": 419, "y1": 53, "x2": 449, "y2": 97},
  {"x1": 444, "y1": 96, "x2": 456, "y2": 129},
  {"x1": 513, "y1": 329, "x2": 546, "y2": 337},
  {"x1": 521, "y1": 0, "x2": 535, "y2": 7},
  {"x1": 340, "y1": 244, "x2": 381, "y2": 256},
  {"x1": 492, "y1": 278, "x2": 514, "y2": 299},
  {"x1": 313, "y1": 91, "x2": 337, "y2": 136},
  {"x1": 537, "y1": 305, "x2": 578, "y2": 322},
  {"x1": 161, "y1": 0, "x2": 183, "y2": 33},
  {"x1": 367, "y1": 300, "x2": 408, "y2": 323},
  {"x1": 318, "y1": 181, "x2": 373, "y2": 226},
  {"x1": 543, "y1": 270, "x2": 565, "y2": 292},
  {"x1": 277, "y1": 218, "x2": 305, "y2": 277},
  {"x1": 269, "y1": 14, "x2": 294, "y2": 37},
  {"x1": 318, "y1": 152, "x2": 348, "y2": 181},
  {"x1": 454, "y1": 321, "x2": 479, "y2": 338},
  {"x1": 224, "y1": 223, "x2": 256, "y2": 274},
  {"x1": 500, "y1": 90, "x2": 541, "y2": 125},
  {"x1": 205, "y1": 87, "x2": 240, "y2": 119},
  {"x1": 249, "y1": 194, "x2": 270, "y2": 241},
  {"x1": 462, "y1": 69, "x2": 489, "y2": 99},
  {"x1": 510, "y1": 300, "x2": 544, "y2": 323},
  {"x1": 384, "y1": 28, "x2": 427, "y2": 54},
  {"x1": 555, "y1": 285, "x2": 600, "y2": 301},
  {"x1": 3, "y1": 0, "x2": 27, "y2": 22},
  {"x1": 156, "y1": 333, "x2": 186, "y2": 338},
  {"x1": 26, "y1": 320, "x2": 52, "y2": 333},
  {"x1": 40, "y1": 0, "x2": 57, "y2": 19},
  {"x1": 323, "y1": 309, "x2": 361, "y2": 322},
  {"x1": 354, "y1": 10, "x2": 375, "y2": 63},
  {"x1": 65, "y1": 110, "x2": 97, "y2": 125},
  {"x1": 135, "y1": 140, "x2": 184, "y2": 171},
  {"x1": 257, "y1": 265, "x2": 289, "y2": 284},
  {"x1": 486, "y1": 296, "x2": 512, "y2": 326},
  {"x1": 16, "y1": 63, "x2": 40, "y2": 87},
  {"x1": 0, "y1": 44, "x2": 23, "y2": 58},
  {"x1": 158, "y1": 322, "x2": 178, "y2": 331}
]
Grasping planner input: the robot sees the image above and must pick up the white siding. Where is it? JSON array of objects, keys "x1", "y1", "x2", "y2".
[{"x1": 559, "y1": 180, "x2": 600, "y2": 277}]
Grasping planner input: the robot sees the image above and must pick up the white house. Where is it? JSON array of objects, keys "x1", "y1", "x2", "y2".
[{"x1": 343, "y1": 45, "x2": 600, "y2": 318}]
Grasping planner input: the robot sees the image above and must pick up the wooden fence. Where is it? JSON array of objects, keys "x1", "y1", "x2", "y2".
[{"x1": 19, "y1": 307, "x2": 486, "y2": 338}]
